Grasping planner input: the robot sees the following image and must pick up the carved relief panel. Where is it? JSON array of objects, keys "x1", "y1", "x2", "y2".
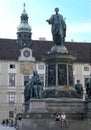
[{"x1": 20, "y1": 62, "x2": 35, "y2": 75}]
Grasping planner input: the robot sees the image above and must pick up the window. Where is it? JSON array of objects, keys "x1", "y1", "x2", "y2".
[
  {"x1": 24, "y1": 75, "x2": 29, "y2": 86},
  {"x1": 9, "y1": 111, "x2": 14, "y2": 118},
  {"x1": 9, "y1": 74, "x2": 15, "y2": 86},
  {"x1": 38, "y1": 65, "x2": 44, "y2": 70},
  {"x1": 10, "y1": 64, "x2": 15, "y2": 69},
  {"x1": 84, "y1": 78, "x2": 89, "y2": 87},
  {"x1": 84, "y1": 67, "x2": 89, "y2": 71},
  {"x1": 8, "y1": 93, "x2": 15, "y2": 104}
]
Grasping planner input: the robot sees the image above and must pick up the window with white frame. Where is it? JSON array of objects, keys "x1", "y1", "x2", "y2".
[
  {"x1": 84, "y1": 67, "x2": 89, "y2": 71},
  {"x1": 24, "y1": 75, "x2": 29, "y2": 86},
  {"x1": 38, "y1": 64, "x2": 44, "y2": 70},
  {"x1": 9, "y1": 74, "x2": 15, "y2": 86},
  {"x1": 8, "y1": 93, "x2": 15, "y2": 104},
  {"x1": 9, "y1": 111, "x2": 14, "y2": 118},
  {"x1": 10, "y1": 64, "x2": 15, "y2": 69}
]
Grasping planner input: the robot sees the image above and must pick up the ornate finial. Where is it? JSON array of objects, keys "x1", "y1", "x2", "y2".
[{"x1": 24, "y1": 3, "x2": 25, "y2": 11}]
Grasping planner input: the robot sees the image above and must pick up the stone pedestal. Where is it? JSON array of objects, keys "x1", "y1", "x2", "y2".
[
  {"x1": 42, "y1": 45, "x2": 76, "y2": 88},
  {"x1": 27, "y1": 98, "x2": 85, "y2": 113},
  {"x1": 86, "y1": 99, "x2": 91, "y2": 118},
  {"x1": 42, "y1": 45, "x2": 82, "y2": 99},
  {"x1": 21, "y1": 98, "x2": 88, "y2": 130}
]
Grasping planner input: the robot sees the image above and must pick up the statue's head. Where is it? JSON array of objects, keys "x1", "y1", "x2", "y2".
[
  {"x1": 33, "y1": 70, "x2": 38, "y2": 75},
  {"x1": 77, "y1": 80, "x2": 80, "y2": 83},
  {"x1": 55, "y1": 8, "x2": 59, "y2": 13}
]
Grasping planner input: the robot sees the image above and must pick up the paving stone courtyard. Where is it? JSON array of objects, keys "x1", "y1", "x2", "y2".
[
  {"x1": 55, "y1": 119, "x2": 91, "y2": 130},
  {"x1": 0, "y1": 124, "x2": 15, "y2": 130},
  {"x1": 0, "y1": 119, "x2": 90, "y2": 130}
]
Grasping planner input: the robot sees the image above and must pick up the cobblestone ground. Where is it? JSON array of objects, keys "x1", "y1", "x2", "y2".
[
  {"x1": 2, "y1": 119, "x2": 90, "y2": 130},
  {"x1": 0, "y1": 124, "x2": 15, "y2": 130},
  {"x1": 57, "y1": 119, "x2": 91, "y2": 130}
]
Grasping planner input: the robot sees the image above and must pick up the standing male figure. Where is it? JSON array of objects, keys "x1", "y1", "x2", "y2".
[{"x1": 46, "y1": 8, "x2": 66, "y2": 45}]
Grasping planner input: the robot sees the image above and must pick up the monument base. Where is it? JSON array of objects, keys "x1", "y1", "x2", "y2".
[{"x1": 20, "y1": 98, "x2": 91, "y2": 130}]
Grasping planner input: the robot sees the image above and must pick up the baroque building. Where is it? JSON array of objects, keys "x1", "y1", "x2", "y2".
[{"x1": 0, "y1": 5, "x2": 91, "y2": 120}]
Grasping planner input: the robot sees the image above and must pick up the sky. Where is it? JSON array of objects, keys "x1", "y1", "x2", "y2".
[{"x1": 0, "y1": 0, "x2": 91, "y2": 42}]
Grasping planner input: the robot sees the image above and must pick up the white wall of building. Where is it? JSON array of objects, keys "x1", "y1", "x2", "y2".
[{"x1": 0, "y1": 60, "x2": 91, "y2": 120}]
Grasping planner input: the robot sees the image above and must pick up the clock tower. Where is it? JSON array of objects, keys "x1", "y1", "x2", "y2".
[
  {"x1": 17, "y1": 3, "x2": 35, "y2": 64},
  {"x1": 17, "y1": 3, "x2": 32, "y2": 48}
]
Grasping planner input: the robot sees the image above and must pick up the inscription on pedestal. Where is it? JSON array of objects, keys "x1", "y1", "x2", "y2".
[{"x1": 47, "y1": 102, "x2": 85, "y2": 112}]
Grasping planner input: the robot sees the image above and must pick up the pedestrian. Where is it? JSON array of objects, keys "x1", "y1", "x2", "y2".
[
  {"x1": 55, "y1": 112, "x2": 61, "y2": 121},
  {"x1": 6, "y1": 119, "x2": 9, "y2": 126},
  {"x1": 2, "y1": 119, "x2": 5, "y2": 125},
  {"x1": 60, "y1": 112, "x2": 69, "y2": 127}
]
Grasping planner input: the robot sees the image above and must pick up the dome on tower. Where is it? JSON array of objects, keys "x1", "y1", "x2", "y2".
[
  {"x1": 16, "y1": 3, "x2": 32, "y2": 48},
  {"x1": 17, "y1": 3, "x2": 32, "y2": 33},
  {"x1": 17, "y1": 23, "x2": 32, "y2": 33}
]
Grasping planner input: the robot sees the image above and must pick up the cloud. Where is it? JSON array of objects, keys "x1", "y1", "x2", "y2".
[
  {"x1": 32, "y1": 26, "x2": 52, "y2": 40},
  {"x1": 67, "y1": 23, "x2": 91, "y2": 34}
]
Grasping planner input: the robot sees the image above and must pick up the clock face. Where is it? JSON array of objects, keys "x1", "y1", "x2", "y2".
[{"x1": 23, "y1": 50, "x2": 30, "y2": 57}]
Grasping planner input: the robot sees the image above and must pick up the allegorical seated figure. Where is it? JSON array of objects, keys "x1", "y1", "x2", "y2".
[
  {"x1": 24, "y1": 70, "x2": 43, "y2": 102},
  {"x1": 75, "y1": 80, "x2": 83, "y2": 97},
  {"x1": 86, "y1": 76, "x2": 91, "y2": 98}
]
